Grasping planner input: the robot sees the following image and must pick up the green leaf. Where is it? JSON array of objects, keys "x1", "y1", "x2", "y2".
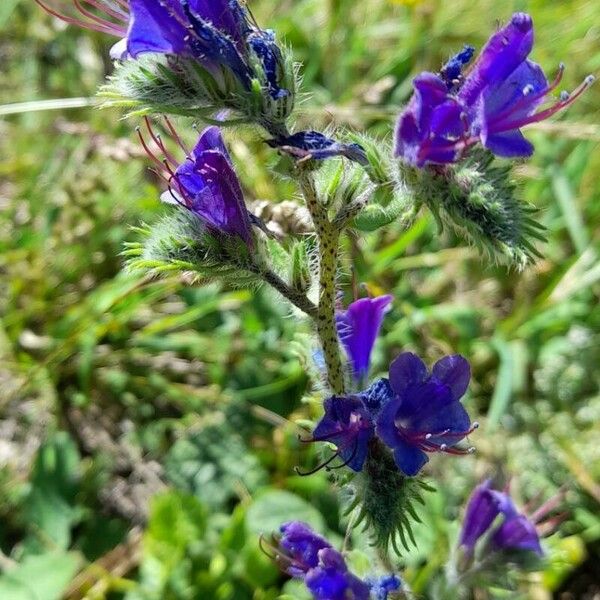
[
  {"x1": 245, "y1": 490, "x2": 326, "y2": 537},
  {"x1": 0, "y1": 552, "x2": 79, "y2": 600},
  {"x1": 23, "y1": 433, "x2": 81, "y2": 551}
]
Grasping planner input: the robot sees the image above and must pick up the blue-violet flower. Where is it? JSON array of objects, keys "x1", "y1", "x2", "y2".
[
  {"x1": 36, "y1": 0, "x2": 289, "y2": 97},
  {"x1": 336, "y1": 294, "x2": 393, "y2": 385},
  {"x1": 138, "y1": 118, "x2": 254, "y2": 246},
  {"x1": 302, "y1": 396, "x2": 375, "y2": 473},
  {"x1": 395, "y1": 13, "x2": 595, "y2": 166},
  {"x1": 270, "y1": 522, "x2": 370, "y2": 600},
  {"x1": 375, "y1": 352, "x2": 477, "y2": 476},
  {"x1": 459, "y1": 479, "x2": 545, "y2": 556}
]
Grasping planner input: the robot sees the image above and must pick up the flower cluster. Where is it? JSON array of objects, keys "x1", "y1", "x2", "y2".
[
  {"x1": 265, "y1": 521, "x2": 401, "y2": 600},
  {"x1": 305, "y1": 350, "x2": 477, "y2": 477},
  {"x1": 395, "y1": 13, "x2": 595, "y2": 166},
  {"x1": 458, "y1": 479, "x2": 561, "y2": 559},
  {"x1": 36, "y1": 0, "x2": 291, "y2": 100}
]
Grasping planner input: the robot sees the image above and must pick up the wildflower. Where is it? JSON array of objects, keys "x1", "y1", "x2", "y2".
[
  {"x1": 276, "y1": 521, "x2": 333, "y2": 577},
  {"x1": 137, "y1": 118, "x2": 253, "y2": 246},
  {"x1": 459, "y1": 479, "x2": 548, "y2": 556},
  {"x1": 266, "y1": 522, "x2": 370, "y2": 600},
  {"x1": 267, "y1": 131, "x2": 368, "y2": 164},
  {"x1": 301, "y1": 396, "x2": 375, "y2": 473},
  {"x1": 395, "y1": 13, "x2": 595, "y2": 166},
  {"x1": 336, "y1": 295, "x2": 393, "y2": 385},
  {"x1": 375, "y1": 353, "x2": 477, "y2": 476},
  {"x1": 35, "y1": 0, "x2": 290, "y2": 99}
]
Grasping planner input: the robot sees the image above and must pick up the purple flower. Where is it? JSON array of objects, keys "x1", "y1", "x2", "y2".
[
  {"x1": 336, "y1": 295, "x2": 393, "y2": 384},
  {"x1": 305, "y1": 548, "x2": 370, "y2": 600},
  {"x1": 267, "y1": 131, "x2": 368, "y2": 164},
  {"x1": 375, "y1": 353, "x2": 477, "y2": 476},
  {"x1": 36, "y1": 0, "x2": 289, "y2": 98},
  {"x1": 395, "y1": 13, "x2": 594, "y2": 166},
  {"x1": 138, "y1": 118, "x2": 253, "y2": 246},
  {"x1": 459, "y1": 480, "x2": 544, "y2": 556},
  {"x1": 303, "y1": 396, "x2": 375, "y2": 473},
  {"x1": 277, "y1": 521, "x2": 332, "y2": 577},
  {"x1": 270, "y1": 522, "x2": 370, "y2": 600}
]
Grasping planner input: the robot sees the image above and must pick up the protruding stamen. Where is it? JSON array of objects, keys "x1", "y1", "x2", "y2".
[
  {"x1": 491, "y1": 73, "x2": 596, "y2": 133},
  {"x1": 164, "y1": 116, "x2": 191, "y2": 156},
  {"x1": 34, "y1": 0, "x2": 127, "y2": 36},
  {"x1": 294, "y1": 451, "x2": 341, "y2": 476}
]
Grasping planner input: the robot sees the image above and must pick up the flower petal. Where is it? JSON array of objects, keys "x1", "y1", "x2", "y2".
[
  {"x1": 391, "y1": 438, "x2": 429, "y2": 476},
  {"x1": 492, "y1": 515, "x2": 543, "y2": 555},
  {"x1": 459, "y1": 479, "x2": 499, "y2": 552},
  {"x1": 410, "y1": 400, "x2": 470, "y2": 444},
  {"x1": 336, "y1": 295, "x2": 393, "y2": 382},
  {"x1": 126, "y1": 0, "x2": 188, "y2": 57},
  {"x1": 388, "y1": 353, "x2": 428, "y2": 396},
  {"x1": 432, "y1": 355, "x2": 470, "y2": 401},
  {"x1": 459, "y1": 12, "x2": 534, "y2": 106},
  {"x1": 483, "y1": 130, "x2": 534, "y2": 158}
]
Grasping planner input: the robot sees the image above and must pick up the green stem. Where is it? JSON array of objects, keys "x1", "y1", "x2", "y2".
[
  {"x1": 298, "y1": 168, "x2": 345, "y2": 395},
  {"x1": 257, "y1": 267, "x2": 318, "y2": 318}
]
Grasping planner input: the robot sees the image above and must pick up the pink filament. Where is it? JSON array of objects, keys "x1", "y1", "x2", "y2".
[{"x1": 35, "y1": 0, "x2": 127, "y2": 36}]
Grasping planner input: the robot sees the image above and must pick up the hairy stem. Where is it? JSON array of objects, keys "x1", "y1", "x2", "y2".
[
  {"x1": 257, "y1": 267, "x2": 318, "y2": 317},
  {"x1": 298, "y1": 168, "x2": 345, "y2": 395}
]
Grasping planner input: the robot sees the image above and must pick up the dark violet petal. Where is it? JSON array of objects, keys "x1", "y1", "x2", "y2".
[
  {"x1": 459, "y1": 13, "x2": 535, "y2": 106},
  {"x1": 187, "y1": 0, "x2": 246, "y2": 43},
  {"x1": 175, "y1": 149, "x2": 253, "y2": 245},
  {"x1": 391, "y1": 438, "x2": 429, "y2": 476},
  {"x1": 483, "y1": 130, "x2": 534, "y2": 157},
  {"x1": 415, "y1": 137, "x2": 463, "y2": 166},
  {"x1": 413, "y1": 72, "x2": 451, "y2": 119},
  {"x1": 492, "y1": 514, "x2": 543, "y2": 555},
  {"x1": 191, "y1": 126, "x2": 232, "y2": 162},
  {"x1": 339, "y1": 427, "x2": 372, "y2": 472},
  {"x1": 428, "y1": 100, "x2": 465, "y2": 138},
  {"x1": 410, "y1": 401, "x2": 471, "y2": 444},
  {"x1": 459, "y1": 479, "x2": 499, "y2": 552},
  {"x1": 279, "y1": 521, "x2": 332, "y2": 575},
  {"x1": 306, "y1": 549, "x2": 370, "y2": 600},
  {"x1": 306, "y1": 569, "x2": 349, "y2": 600},
  {"x1": 375, "y1": 396, "x2": 404, "y2": 448},
  {"x1": 396, "y1": 379, "x2": 454, "y2": 420},
  {"x1": 432, "y1": 355, "x2": 471, "y2": 401},
  {"x1": 312, "y1": 396, "x2": 374, "y2": 471},
  {"x1": 483, "y1": 59, "x2": 548, "y2": 125},
  {"x1": 388, "y1": 353, "x2": 428, "y2": 396},
  {"x1": 336, "y1": 295, "x2": 393, "y2": 382},
  {"x1": 126, "y1": 0, "x2": 189, "y2": 57},
  {"x1": 489, "y1": 489, "x2": 519, "y2": 519}
]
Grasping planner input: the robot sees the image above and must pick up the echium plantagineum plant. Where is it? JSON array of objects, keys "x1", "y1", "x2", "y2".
[{"x1": 37, "y1": 2, "x2": 594, "y2": 598}]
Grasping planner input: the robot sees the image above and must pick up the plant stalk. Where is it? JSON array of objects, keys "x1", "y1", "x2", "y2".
[{"x1": 298, "y1": 168, "x2": 346, "y2": 395}]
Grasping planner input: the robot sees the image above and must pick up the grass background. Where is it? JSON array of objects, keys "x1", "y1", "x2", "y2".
[{"x1": 0, "y1": 0, "x2": 599, "y2": 598}]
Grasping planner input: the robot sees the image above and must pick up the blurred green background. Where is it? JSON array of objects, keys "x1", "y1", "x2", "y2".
[{"x1": 1, "y1": 0, "x2": 599, "y2": 598}]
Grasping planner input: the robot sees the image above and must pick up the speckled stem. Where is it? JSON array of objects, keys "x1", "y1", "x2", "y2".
[{"x1": 298, "y1": 168, "x2": 345, "y2": 395}]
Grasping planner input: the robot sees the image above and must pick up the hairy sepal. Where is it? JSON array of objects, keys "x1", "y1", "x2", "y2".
[
  {"x1": 344, "y1": 439, "x2": 434, "y2": 556},
  {"x1": 123, "y1": 211, "x2": 262, "y2": 289},
  {"x1": 410, "y1": 151, "x2": 546, "y2": 269}
]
